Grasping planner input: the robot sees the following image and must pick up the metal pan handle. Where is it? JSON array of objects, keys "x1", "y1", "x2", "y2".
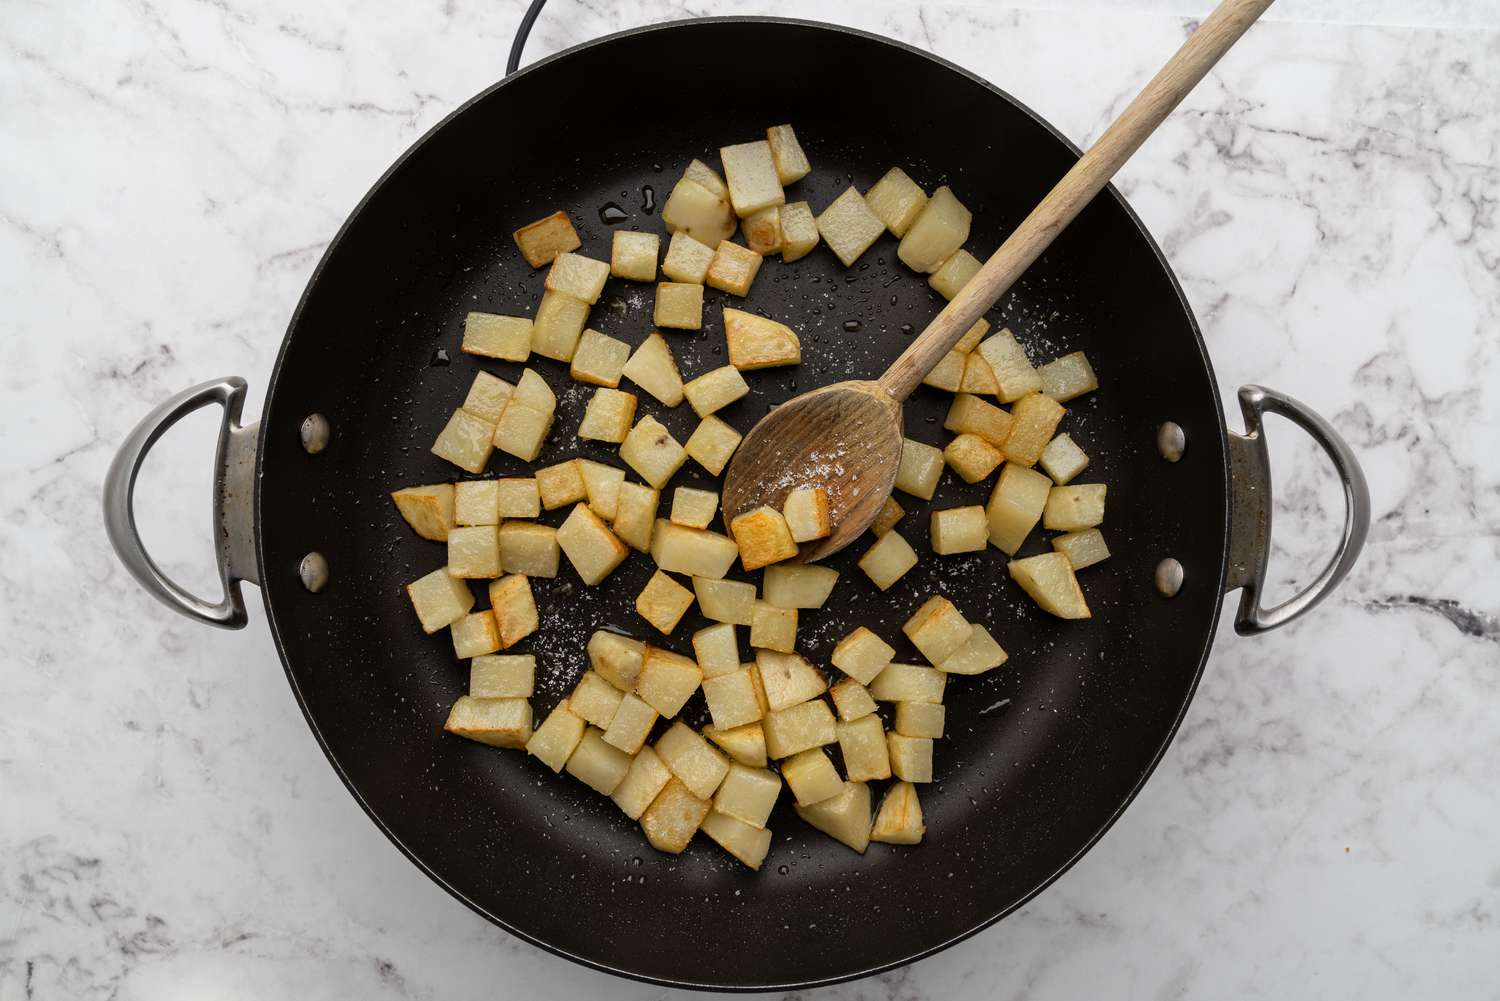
[
  {"x1": 1225, "y1": 385, "x2": 1370, "y2": 635},
  {"x1": 102, "y1": 377, "x2": 260, "y2": 630}
]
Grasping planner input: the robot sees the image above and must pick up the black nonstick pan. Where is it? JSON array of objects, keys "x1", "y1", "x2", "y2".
[{"x1": 102, "y1": 17, "x2": 1369, "y2": 992}]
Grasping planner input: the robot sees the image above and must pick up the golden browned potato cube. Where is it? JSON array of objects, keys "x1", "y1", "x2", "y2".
[
  {"x1": 703, "y1": 668, "x2": 762, "y2": 731},
  {"x1": 662, "y1": 176, "x2": 736, "y2": 247},
  {"x1": 544, "y1": 251, "x2": 610, "y2": 305},
  {"x1": 895, "y1": 437, "x2": 944, "y2": 500},
  {"x1": 531, "y1": 289, "x2": 590, "y2": 362},
  {"x1": 636, "y1": 570, "x2": 695, "y2": 635},
  {"x1": 649, "y1": 520, "x2": 738, "y2": 579},
  {"x1": 706, "y1": 241, "x2": 763, "y2": 297},
  {"x1": 762, "y1": 699, "x2": 837, "y2": 759},
  {"x1": 655, "y1": 721, "x2": 730, "y2": 799},
  {"x1": 903, "y1": 595, "x2": 972, "y2": 664},
  {"x1": 781, "y1": 747, "x2": 843, "y2": 806},
  {"x1": 1008, "y1": 552, "x2": 1092, "y2": 619},
  {"x1": 654, "y1": 281, "x2": 704, "y2": 330},
  {"x1": 619, "y1": 415, "x2": 687, "y2": 489},
  {"x1": 640, "y1": 776, "x2": 711, "y2": 854},
  {"x1": 872, "y1": 496, "x2": 905, "y2": 537},
  {"x1": 1005, "y1": 392, "x2": 1067, "y2": 467},
  {"x1": 869, "y1": 662, "x2": 946, "y2": 704},
  {"x1": 1039, "y1": 433, "x2": 1089, "y2": 485},
  {"x1": 781, "y1": 486, "x2": 830, "y2": 544},
  {"x1": 740, "y1": 206, "x2": 781, "y2": 255},
  {"x1": 491, "y1": 401, "x2": 552, "y2": 463},
  {"x1": 754, "y1": 649, "x2": 827, "y2": 711},
  {"x1": 701, "y1": 811, "x2": 773, "y2": 870},
  {"x1": 588, "y1": 629, "x2": 646, "y2": 691},
  {"x1": 720, "y1": 139, "x2": 785, "y2": 217},
  {"x1": 837, "y1": 714, "x2": 892, "y2": 782},
  {"x1": 829, "y1": 677, "x2": 877, "y2": 721},
  {"x1": 944, "y1": 433, "x2": 1004, "y2": 483},
  {"x1": 921, "y1": 349, "x2": 965, "y2": 392},
  {"x1": 535, "y1": 458, "x2": 586, "y2": 510},
  {"x1": 661, "y1": 230, "x2": 715, "y2": 284},
  {"x1": 526, "y1": 701, "x2": 586, "y2": 773},
  {"x1": 1053, "y1": 527, "x2": 1110, "y2": 570},
  {"x1": 749, "y1": 600, "x2": 797, "y2": 653},
  {"x1": 620, "y1": 332, "x2": 684, "y2": 407},
  {"x1": 443, "y1": 696, "x2": 532, "y2": 749},
  {"x1": 513, "y1": 210, "x2": 580, "y2": 268},
  {"x1": 930, "y1": 505, "x2": 988, "y2": 555},
  {"x1": 897, "y1": 185, "x2": 971, "y2": 273},
  {"x1": 887, "y1": 732, "x2": 933, "y2": 782},
  {"x1": 635, "y1": 646, "x2": 703, "y2": 717},
  {"x1": 794, "y1": 781, "x2": 871, "y2": 853},
  {"x1": 683, "y1": 365, "x2": 749, "y2": 418},
  {"x1": 977, "y1": 328, "x2": 1042, "y2": 403},
  {"x1": 865, "y1": 167, "x2": 928, "y2": 237},
  {"x1": 961, "y1": 353, "x2": 999, "y2": 396},
  {"x1": 857, "y1": 529, "x2": 918, "y2": 591},
  {"x1": 452, "y1": 481, "x2": 497, "y2": 527},
  {"x1": 765, "y1": 124, "x2": 811, "y2": 184},
  {"x1": 705, "y1": 722, "x2": 767, "y2": 767},
  {"x1": 462, "y1": 312, "x2": 531, "y2": 362},
  {"x1": 612, "y1": 482, "x2": 659, "y2": 552},
  {"x1": 392, "y1": 484, "x2": 455, "y2": 540},
  {"x1": 577, "y1": 387, "x2": 637, "y2": 444},
  {"x1": 955, "y1": 316, "x2": 991, "y2": 354},
  {"x1": 488, "y1": 574, "x2": 538, "y2": 649},
  {"x1": 684, "y1": 415, "x2": 742, "y2": 475},
  {"x1": 730, "y1": 505, "x2": 798, "y2": 571},
  {"x1": 691, "y1": 622, "x2": 740, "y2": 678},
  {"x1": 723, "y1": 307, "x2": 800, "y2": 370},
  {"x1": 945, "y1": 393, "x2": 1013, "y2": 447},
  {"x1": 602, "y1": 692, "x2": 658, "y2": 755},
  {"x1": 762, "y1": 565, "x2": 839, "y2": 610},
  {"x1": 569, "y1": 670, "x2": 624, "y2": 729},
  {"x1": 471, "y1": 654, "x2": 534, "y2": 698},
  {"x1": 565, "y1": 727, "x2": 633, "y2": 795},
  {"x1": 555, "y1": 503, "x2": 628, "y2": 586},
  {"x1": 937, "y1": 623, "x2": 1008, "y2": 675},
  {"x1": 670, "y1": 487, "x2": 719, "y2": 530},
  {"x1": 1043, "y1": 483, "x2": 1106, "y2": 532},
  {"x1": 498, "y1": 522, "x2": 558, "y2": 578},
  {"x1": 779, "y1": 201, "x2": 819, "y2": 263},
  {"x1": 610, "y1": 230, "x2": 659, "y2": 282},
  {"x1": 570, "y1": 328, "x2": 631, "y2": 388},
  {"x1": 451, "y1": 610, "x2": 501, "y2": 658},
  {"x1": 579, "y1": 460, "x2": 624, "y2": 520},
  {"x1": 693, "y1": 577, "x2": 756, "y2": 625},
  {"x1": 870, "y1": 781, "x2": 925, "y2": 844},
  {"x1": 895, "y1": 701, "x2": 946, "y2": 739},
  {"x1": 432, "y1": 408, "x2": 495, "y2": 474},
  {"x1": 462, "y1": 371, "x2": 514, "y2": 424},
  {"x1": 928, "y1": 248, "x2": 981, "y2": 299},
  {"x1": 612, "y1": 745, "x2": 671, "y2": 819},
  {"x1": 714, "y1": 762, "x2": 781, "y2": 828},
  {"x1": 447, "y1": 524, "x2": 500, "y2": 579},
  {"x1": 986, "y1": 463, "x2": 1052, "y2": 554},
  {"x1": 816, "y1": 186, "x2": 886, "y2": 267},
  {"x1": 1038, "y1": 350, "x2": 1099, "y2": 402},
  {"x1": 684, "y1": 157, "x2": 729, "y2": 199}
]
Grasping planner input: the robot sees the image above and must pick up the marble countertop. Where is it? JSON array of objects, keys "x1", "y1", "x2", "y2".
[{"x1": 3, "y1": 0, "x2": 1497, "y2": 997}]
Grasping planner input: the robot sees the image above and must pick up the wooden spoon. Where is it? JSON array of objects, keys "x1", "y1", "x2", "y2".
[{"x1": 722, "y1": 0, "x2": 1274, "y2": 560}]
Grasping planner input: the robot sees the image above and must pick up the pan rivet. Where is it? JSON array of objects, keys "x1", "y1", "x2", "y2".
[
  {"x1": 1155, "y1": 558, "x2": 1184, "y2": 598},
  {"x1": 1157, "y1": 421, "x2": 1185, "y2": 462},
  {"x1": 300, "y1": 413, "x2": 331, "y2": 454},
  {"x1": 299, "y1": 552, "x2": 329, "y2": 593}
]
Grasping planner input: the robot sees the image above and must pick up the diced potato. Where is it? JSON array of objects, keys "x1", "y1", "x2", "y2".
[
  {"x1": 865, "y1": 167, "x2": 928, "y2": 237},
  {"x1": 661, "y1": 176, "x2": 736, "y2": 247},
  {"x1": 887, "y1": 733, "x2": 933, "y2": 783},
  {"x1": 588, "y1": 629, "x2": 646, "y2": 691},
  {"x1": 921, "y1": 350, "x2": 965, "y2": 392},
  {"x1": 684, "y1": 415, "x2": 742, "y2": 475},
  {"x1": 872, "y1": 496, "x2": 905, "y2": 537},
  {"x1": 986, "y1": 464, "x2": 1052, "y2": 554},
  {"x1": 897, "y1": 185, "x2": 971, "y2": 272},
  {"x1": 702, "y1": 668, "x2": 763, "y2": 730},
  {"x1": 619, "y1": 415, "x2": 687, "y2": 489},
  {"x1": 569, "y1": 670, "x2": 625, "y2": 729},
  {"x1": 513, "y1": 210, "x2": 580, "y2": 268},
  {"x1": 654, "y1": 281, "x2": 704, "y2": 330},
  {"x1": 655, "y1": 722, "x2": 730, "y2": 799},
  {"x1": 782, "y1": 747, "x2": 844, "y2": 806},
  {"x1": 837, "y1": 714, "x2": 892, "y2": 782},
  {"x1": 602, "y1": 693, "x2": 658, "y2": 755},
  {"x1": 1039, "y1": 351, "x2": 1099, "y2": 402},
  {"x1": 903, "y1": 595, "x2": 972, "y2": 664},
  {"x1": 462, "y1": 312, "x2": 531, "y2": 363},
  {"x1": 471, "y1": 654, "x2": 534, "y2": 698},
  {"x1": 895, "y1": 701, "x2": 945, "y2": 739},
  {"x1": 451, "y1": 611, "x2": 501, "y2": 658},
  {"x1": 526, "y1": 701, "x2": 586, "y2": 773},
  {"x1": 635, "y1": 646, "x2": 703, "y2": 717},
  {"x1": 684, "y1": 158, "x2": 729, "y2": 199},
  {"x1": 1053, "y1": 528, "x2": 1110, "y2": 570},
  {"x1": 829, "y1": 677, "x2": 877, "y2": 721},
  {"x1": 670, "y1": 486, "x2": 719, "y2": 529},
  {"x1": 510, "y1": 367, "x2": 554, "y2": 410},
  {"x1": 749, "y1": 600, "x2": 797, "y2": 653},
  {"x1": 612, "y1": 482, "x2": 659, "y2": 552},
  {"x1": 723, "y1": 308, "x2": 800, "y2": 370},
  {"x1": 1005, "y1": 393, "x2": 1067, "y2": 467},
  {"x1": 944, "y1": 433, "x2": 1004, "y2": 483},
  {"x1": 779, "y1": 201, "x2": 819, "y2": 262},
  {"x1": 620, "y1": 333, "x2": 684, "y2": 407},
  {"x1": 816, "y1": 186, "x2": 885, "y2": 267},
  {"x1": 937, "y1": 623, "x2": 1008, "y2": 675},
  {"x1": 661, "y1": 230, "x2": 715, "y2": 284},
  {"x1": 930, "y1": 505, "x2": 988, "y2": 555},
  {"x1": 432, "y1": 408, "x2": 495, "y2": 474},
  {"x1": 740, "y1": 206, "x2": 781, "y2": 255},
  {"x1": 392, "y1": 484, "x2": 455, "y2": 540},
  {"x1": 494, "y1": 477, "x2": 540, "y2": 519},
  {"x1": 706, "y1": 240, "x2": 763, "y2": 297},
  {"x1": 895, "y1": 438, "x2": 944, "y2": 500},
  {"x1": 1039, "y1": 433, "x2": 1089, "y2": 485},
  {"x1": 692, "y1": 622, "x2": 743, "y2": 683},
  {"x1": 443, "y1": 696, "x2": 532, "y2": 749},
  {"x1": 977, "y1": 329, "x2": 1042, "y2": 403},
  {"x1": 754, "y1": 650, "x2": 827, "y2": 711},
  {"x1": 535, "y1": 459, "x2": 586, "y2": 510},
  {"x1": 762, "y1": 699, "x2": 837, "y2": 759},
  {"x1": 683, "y1": 365, "x2": 749, "y2": 418},
  {"x1": 762, "y1": 564, "x2": 839, "y2": 610},
  {"x1": 961, "y1": 353, "x2": 999, "y2": 396},
  {"x1": 650, "y1": 519, "x2": 738, "y2": 578},
  {"x1": 944, "y1": 394, "x2": 1013, "y2": 448},
  {"x1": 488, "y1": 574, "x2": 538, "y2": 649},
  {"x1": 462, "y1": 371, "x2": 514, "y2": 425},
  {"x1": 447, "y1": 524, "x2": 500, "y2": 579},
  {"x1": 705, "y1": 722, "x2": 767, "y2": 767},
  {"x1": 612, "y1": 745, "x2": 672, "y2": 820},
  {"x1": 578, "y1": 387, "x2": 637, "y2": 444},
  {"x1": 765, "y1": 124, "x2": 811, "y2": 184},
  {"x1": 693, "y1": 577, "x2": 756, "y2": 625},
  {"x1": 1043, "y1": 483, "x2": 1106, "y2": 532},
  {"x1": 555, "y1": 503, "x2": 628, "y2": 585},
  {"x1": 929, "y1": 249, "x2": 982, "y2": 300},
  {"x1": 1009, "y1": 552, "x2": 1091, "y2": 619},
  {"x1": 544, "y1": 252, "x2": 609, "y2": 305},
  {"x1": 498, "y1": 522, "x2": 559, "y2": 578},
  {"x1": 870, "y1": 781, "x2": 925, "y2": 844},
  {"x1": 491, "y1": 401, "x2": 553, "y2": 463},
  {"x1": 640, "y1": 776, "x2": 711, "y2": 854},
  {"x1": 955, "y1": 317, "x2": 991, "y2": 354},
  {"x1": 530, "y1": 289, "x2": 590, "y2": 362},
  {"x1": 610, "y1": 230, "x2": 659, "y2": 282},
  {"x1": 869, "y1": 663, "x2": 946, "y2": 704},
  {"x1": 566, "y1": 727, "x2": 633, "y2": 794},
  {"x1": 452, "y1": 481, "x2": 497, "y2": 527},
  {"x1": 858, "y1": 530, "x2": 918, "y2": 591},
  {"x1": 794, "y1": 781, "x2": 871, "y2": 854},
  {"x1": 636, "y1": 570, "x2": 695, "y2": 635},
  {"x1": 700, "y1": 811, "x2": 773, "y2": 870},
  {"x1": 579, "y1": 460, "x2": 625, "y2": 520},
  {"x1": 569, "y1": 329, "x2": 630, "y2": 388},
  {"x1": 714, "y1": 762, "x2": 781, "y2": 828},
  {"x1": 720, "y1": 140, "x2": 785, "y2": 217},
  {"x1": 781, "y1": 486, "x2": 830, "y2": 543},
  {"x1": 730, "y1": 506, "x2": 798, "y2": 571},
  {"x1": 832, "y1": 626, "x2": 895, "y2": 684}
]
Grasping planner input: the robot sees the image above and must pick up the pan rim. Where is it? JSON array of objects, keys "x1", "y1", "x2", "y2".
[{"x1": 256, "y1": 15, "x2": 1231, "y2": 993}]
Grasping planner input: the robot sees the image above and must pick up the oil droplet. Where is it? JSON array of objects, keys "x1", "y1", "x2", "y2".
[
  {"x1": 900, "y1": 323, "x2": 915, "y2": 336},
  {"x1": 889, "y1": 294, "x2": 899, "y2": 306},
  {"x1": 631, "y1": 857, "x2": 642, "y2": 866},
  {"x1": 843, "y1": 319, "x2": 862, "y2": 332},
  {"x1": 429, "y1": 348, "x2": 450, "y2": 366},
  {"x1": 651, "y1": 162, "x2": 663, "y2": 172},
  {"x1": 777, "y1": 865, "x2": 790, "y2": 875},
  {"x1": 640, "y1": 185, "x2": 656, "y2": 214},
  {"x1": 598, "y1": 202, "x2": 628, "y2": 224}
]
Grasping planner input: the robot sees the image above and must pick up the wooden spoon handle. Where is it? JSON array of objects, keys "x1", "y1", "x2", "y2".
[{"x1": 879, "y1": 0, "x2": 1274, "y2": 401}]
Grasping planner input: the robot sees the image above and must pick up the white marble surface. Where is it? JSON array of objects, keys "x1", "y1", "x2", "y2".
[{"x1": 3, "y1": 0, "x2": 1497, "y2": 997}]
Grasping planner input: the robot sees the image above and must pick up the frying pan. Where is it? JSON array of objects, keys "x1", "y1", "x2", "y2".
[{"x1": 101, "y1": 16, "x2": 1370, "y2": 991}]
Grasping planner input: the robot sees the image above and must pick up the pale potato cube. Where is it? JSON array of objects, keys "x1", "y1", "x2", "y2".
[
  {"x1": 870, "y1": 781, "x2": 925, "y2": 845},
  {"x1": 714, "y1": 762, "x2": 781, "y2": 828},
  {"x1": 944, "y1": 393, "x2": 1013, "y2": 447},
  {"x1": 895, "y1": 438, "x2": 944, "y2": 500},
  {"x1": 566, "y1": 727, "x2": 633, "y2": 794},
  {"x1": 461, "y1": 312, "x2": 531, "y2": 362},
  {"x1": 872, "y1": 496, "x2": 905, "y2": 537},
  {"x1": 706, "y1": 240, "x2": 763, "y2": 297},
  {"x1": 570, "y1": 329, "x2": 631, "y2": 388},
  {"x1": 937, "y1": 623, "x2": 1008, "y2": 675},
  {"x1": 1039, "y1": 351, "x2": 1099, "y2": 402},
  {"x1": 782, "y1": 486, "x2": 830, "y2": 543},
  {"x1": 513, "y1": 210, "x2": 580, "y2": 268},
  {"x1": 661, "y1": 176, "x2": 736, "y2": 247},
  {"x1": 392, "y1": 484, "x2": 455, "y2": 540},
  {"x1": 740, "y1": 206, "x2": 781, "y2": 255},
  {"x1": 525, "y1": 701, "x2": 586, "y2": 773},
  {"x1": 443, "y1": 696, "x2": 532, "y2": 749},
  {"x1": 869, "y1": 663, "x2": 946, "y2": 704},
  {"x1": 944, "y1": 433, "x2": 1004, "y2": 483},
  {"x1": 815, "y1": 186, "x2": 885, "y2": 267},
  {"x1": 491, "y1": 401, "x2": 553, "y2": 463},
  {"x1": 462, "y1": 371, "x2": 514, "y2": 424},
  {"x1": 612, "y1": 745, "x2": 672, "y2": 819},
  {"x1": 1039, "y1": 433, "x2": 1089, "y2": 485},
  {"x1": 1005, "y1": 393, "x2": 1067, "y2": 467},
  {"x1": 865, "y1": 167, "x2": 927, "y2": 237},
  {"x1": 636, "y1": 570, "x2": 695, "y2": 635},
  {"x1": 610, "y1": 230, "x2": 659, "y2": 282},
  {"x1": 720, "y1": 140, "x2": 785, "y2": 217},
  {"x1": 654, "y1": 281, "x2": 704, "y2": 330},
  {"x1": 754, "y1": 649, "x2": 827, "y2": 711},
  {"x1": 684, "y1": 416, "x2": 742, "y2": 475},
  {"x1": 702, "y1": 668, "x2": 763, "y2": 730},
  {"x1": 683, "y1": 365, "x2": 749, "y2": 418},
  {"x1": 887, "y1": 733, "x2": 933, "y2": 782},
  {"x1": 555, "y1": 503, "x2": 628, "y2": 585},
  {"x1": 471, "y1": 654, "x2": 535, "y2": 698},
  {"x1": 588, "y1": 629, "x2": 646, "y2": 691},
  {"x1": 544, "y1": 251, "x2": 609, "y2": 305},
  {"x1": 488, "y1": 574, "x2": 538, "y2": 649},
  {"x1": 903, "y1": 595, "x2": 972, "y2": 664},
  {"x1": 730, "y1": 506, "x2": 798, "y2": 571},
  {"x1": 693, "y1": 622, "x2": 741, "y2": 679},
  {"x1": 650, "y1": 520, "x2": 738, "y2": 578},
  {"x1": 779, "y1": 201, "x2": 819, "y2": 262},
  {"x1": 897, "y1": 185, "x2": 971, "y2": 272},
  {"x1": 619, "y1": 415, "x2": 687, "y2": 489},
  {"x1": 693, "y1": 577, "x2": 756, "y2": 625},
  {"x1": 955, "y1": 316, "x2": 991, "y2": 354},
  {"x1": 452, "y1": 481, "x2": 497, "y2": 527},
  {"x1": 765, "y1": 124, "x2": 811, "y2": 184},
  {"x1": 829, "y1": 677, "x2": 877, "y2": 722},
  {"x1": 498, "y1": 522, "x2": 559, "y2": 578},
  {"x1": 831, "y1": 626, "x2": 895, "y2": 684},
  {"x1": 895, "y1": 701, "x2": 945, "y2": 739},
  {"x1": 977, "y1": 328, "x2": 1042, "y2": 403},
  {"x1": 670, "y1": 486, "x2": 719, "y2": 529},
  {"x1": 635, "y1": 646, "x2": 702, "y2": 717},
  {"x1": 451, "y1": 611, "x2": 501, "y2": 658},
  {"x1": 762, "y1": 564, "x2": 839, "y2": 610},
  {"x1": 762, "y1": 699, "x2": 837, "y2": 759},
  {"x1": 512, "y1": 367, "x2": 556, "y2": 410},
  {"x1": 684, "y1": 158, "x2": 729, "y2": 199},
  {"x1": 640, "y1": 777, "x2": 711, "y2": 854},
  {"x1": 961, "y1": 353, "x2": 999, "y2": 395},
  {"x1": 620, "y1": 333, "x2": 684, "y2": 407},
  {"x1": 700, "y1": 811, "x2": 773, "y2": 870},
  {"x1": 921, "y1": 350, "x2": 965, "y2": 392},
  {"x1": 706, "y1": 722, "x2": 767, "y2": 767},
  {"x1": 579, "y1": 460, "x2": 625, "y2": 520},
  {"x1": 531, "y1": 289, "x2": 590, "y2": 362},
  {"x1": 578, "y1": 387, "x2": 637, "y2": 444},
  {"x1": 602, "y1": 693, "x2": 658, "y2": 755},
  {"x1": 1053, "y1": 528, "x2": 1110, "y2": 570},
  {"x1": 432, "y1": 408, "x2": 495, "y2": 474},
  {"x1": 661, "y1": 230, "x2": 715, "y2": 284},
  {"x1": 837, "y1": 714, "x2": 892, "y2": 782},
  {"x1": 858, "y1": 530, "x2": 918, "y2": 591},
  {"x1": 612, "y1": 482, "x2": 659, "y2": 552},
  {"x1": 794, "y1": 781, "x2": 871, "y2": 854},
  {"x1": 749, "y1": 600, "x2": 797, "y2": 653},
  {"x1": 655, "y1": 721, "x2": 730, "y2": 799},
  {"x1": 1009, "y1": 552, "x2": 1091, "y2": 619},
  {"x1": 929, "y1": 249, "x2": 982, "y2": 300},
  {"x1": 496, "y1": 477, "x2": 541, "y2": 519},
  {"x1": 1043, "y1": 483, "x2": 1107, "y2": 532},
  {"x1": 930, "y1": 505, "x2": 988, "y2": 555},
  {"x1": 782, "y1": 747, "x2": 844, "y2": 806},
  {"x1": 447, "y1": 524, "x2": 500, "y2": 579},
  {"x1": 535, "y1": 458, "x2": 586, "y2": 510},
  {"x1": 569, "y1": 670, "x2": 625, "y2": 729},
  {"x1": 723, "y1": 308, "x2": 800, "y2": 370},
  {"x1": 987, "y1": 464, "x2": 1052, "y2": 554}
]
